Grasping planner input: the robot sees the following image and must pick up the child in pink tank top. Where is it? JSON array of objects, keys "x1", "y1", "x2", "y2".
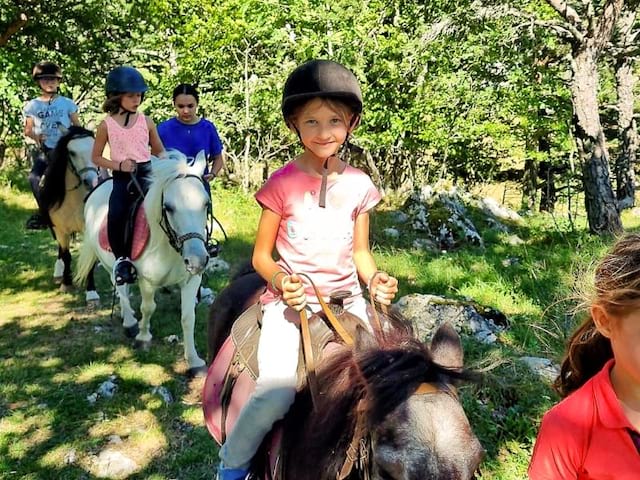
[
  {"x1": 216, "y1": 60, "x2": 399, "y2": 480},
  {"x1": 91, "y1": 66, "x2": 165, "y2": 286}
]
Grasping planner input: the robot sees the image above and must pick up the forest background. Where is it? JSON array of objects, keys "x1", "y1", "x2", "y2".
[{"x1": 1, "y1": 0, "x2": 640, "y2": 479}]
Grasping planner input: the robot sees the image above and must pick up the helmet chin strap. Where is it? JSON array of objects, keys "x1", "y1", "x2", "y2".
[
  {"x1": 318, "y1": 156, "x2": 331, "y2": 208},
  {"x1": 119, "y1": 108, "x2": 136, "y2": 126}
]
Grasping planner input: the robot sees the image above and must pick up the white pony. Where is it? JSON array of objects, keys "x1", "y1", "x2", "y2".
[{"x1": 76, "y1": 152, "x2": 211, "y2": 376}]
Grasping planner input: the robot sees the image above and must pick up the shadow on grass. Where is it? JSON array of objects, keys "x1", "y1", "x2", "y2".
[{"x1": 0, "y1": 177, "x2": 257, "y2": 478}]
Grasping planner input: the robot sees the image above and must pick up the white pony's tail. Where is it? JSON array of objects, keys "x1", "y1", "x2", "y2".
[{"x1": 74, "y1": 237, "x2": 98, "y2": 286}]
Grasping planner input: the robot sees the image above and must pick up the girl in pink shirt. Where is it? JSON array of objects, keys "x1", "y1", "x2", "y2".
[
  {"x1": 91, "y1": 66, "x2": 165, "y2": 285},
  {"x1": 529, "y1": 233, "x2": 640, "y2": 479},
  {"x1": 216, "y1": 60, "x2": 399, "y2": 480}
]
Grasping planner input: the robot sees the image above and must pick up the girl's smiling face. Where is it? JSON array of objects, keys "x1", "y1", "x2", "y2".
[
  {"x1": 293, "y1": 98, "x2": 355, "y2": 163},
  {"x1": 174, "y1": 93, "x2": 198, "y2": 124}
]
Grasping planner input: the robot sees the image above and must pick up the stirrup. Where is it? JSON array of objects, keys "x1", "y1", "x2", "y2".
[{"x1": 113, "y1": 258, "x2": 137, "y2": 286}]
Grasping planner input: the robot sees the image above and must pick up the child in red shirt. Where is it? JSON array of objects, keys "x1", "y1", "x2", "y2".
[{"x1": 528, "y1": 233, "x2": 640, "y2": 479}]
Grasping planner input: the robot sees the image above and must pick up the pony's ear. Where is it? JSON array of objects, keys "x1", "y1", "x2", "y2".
[
  {"x1": 430, "y1": 322, "x2": 463, "y2": 369},
  {"x1": 189, "y1": 150, "x2": 207, "y2": 177}
]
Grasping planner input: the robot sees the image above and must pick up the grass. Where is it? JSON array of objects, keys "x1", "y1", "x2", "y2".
[{"x1": 1, "y1": 161, "x2": 638, "y2": 479}]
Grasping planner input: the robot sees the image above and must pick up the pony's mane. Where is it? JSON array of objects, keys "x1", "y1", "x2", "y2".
[
  {"x1": 143, "y1": 151, "x2": 193, "y2": 226},
  {"x1": 281, "y1": 311, "x2": 472, "y2": 479},
  {"x1": 40, "y1": 126, "x2": 94, "y2": 211}
]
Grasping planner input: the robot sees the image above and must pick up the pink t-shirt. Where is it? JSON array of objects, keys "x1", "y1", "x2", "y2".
[
  {"x1": 256, "y1": 161, "x2": 381, "y2": 306},
  {"x1": 105, "y1": 113, "x2": 151, "y2": 163},
  {"x1": 528, "y1": 359, "x2": 640, "y2": 479}
]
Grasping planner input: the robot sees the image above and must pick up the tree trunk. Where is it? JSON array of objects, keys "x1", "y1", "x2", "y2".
[
  {"x1": 522, "y1": 157, "x2": 537, "y2": 211},
  {"x1": 539, "y1": 161, "x2": 556, "y2": 212},
  {"x1": 571, "y1": 46, "x2": 622, "y2": 234},
  {"x1": 614, "y1": 55, "x2": 638, "y2": 209}
]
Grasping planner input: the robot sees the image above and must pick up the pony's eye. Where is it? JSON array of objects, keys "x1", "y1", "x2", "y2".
[{"x1": 164, "y1": 204, "x2": 174, "y2": 214}]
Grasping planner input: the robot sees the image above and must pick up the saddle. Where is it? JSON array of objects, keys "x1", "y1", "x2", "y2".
[
  {"x1": 202, "y1": 289, "x2": 367, "y2": 445},
  {"x1": 98, "y1": 197, "x2": 150, "y2": 260}
]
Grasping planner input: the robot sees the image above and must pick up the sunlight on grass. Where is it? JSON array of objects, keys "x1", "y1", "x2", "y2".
[
  {"x1": 39, "y1": 443, "x2": 76, "y2": 468},
  {"x1": 182, "y1": 406, "x2": 206, "y2": 427},
  {"x1": 1, "y1": 412, "x2": 53, "y2": 460},
  {"x1": 118, "y1": 363, "x2": 172, "y2": 386},
  {"x1": 76, "y1": 363, "x2": 117, "y2": 384},
  {"x1": 107, "y1": 345, "x2": 135, "y2": 363},
  {"x1": 85, "y1": 410, "x2": 168, "y2": 473}
]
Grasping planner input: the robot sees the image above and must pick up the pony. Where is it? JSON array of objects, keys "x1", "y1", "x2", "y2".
[
  {"x1": 75, "y1": 152, "x2": 211, "y2": 376},
  {"x1": 39, "y1": 126, "x2": 99, "y2": 299},
  {"x1": 203, "y1": 269, "x2": 484, "y2": 480}
]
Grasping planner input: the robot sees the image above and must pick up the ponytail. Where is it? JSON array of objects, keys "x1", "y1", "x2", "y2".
[{"x1": 553, "y1": 317, "x2": 613, "y2": 397}]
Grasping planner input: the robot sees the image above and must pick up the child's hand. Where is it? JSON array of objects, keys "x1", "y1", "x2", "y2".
[
  {"x1": 282, "y1": 273, "x2": 307, "y2": 311},
  {"x1": 119, "y1": 158, "x2": 137, "y2": 173},
  {"x1": 369, "y1": 272, "x2": 398, "y2": 305}
]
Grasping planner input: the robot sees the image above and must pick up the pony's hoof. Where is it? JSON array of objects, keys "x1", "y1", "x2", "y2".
[
  {"x1": 124, "y1": 324, "x2": 139, "y2": 338},
  {"x1": 59, "y1": 283, "x2": 74, "y2": 293},
  {"x1": 86, "y1": 299, "x2": 100, "y2": 312},
  {"x1": 186, "y1": 365, "x2": 208, "y2": 378},
  {"x1": 134, "y1": 339, "x2": 152, "y2": 351}
]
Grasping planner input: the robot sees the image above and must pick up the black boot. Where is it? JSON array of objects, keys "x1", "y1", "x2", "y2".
[{"x1": 113, "y1": 257, "x2": 137, "y2": 285}]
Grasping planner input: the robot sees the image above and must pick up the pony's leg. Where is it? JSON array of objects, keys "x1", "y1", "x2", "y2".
[
  {"x1": 85, "y1": 262, "x2": 100, "y2": 305},
  {"x1": 180, "y1": 275, "x2": 206, "y2": 377},
  {"x1": 135, "y1": 279, "x2": 156, "y2": 349},
  {"x1": 59, "y1": 248, "x2": 73, "y2": 292},
  {"x1": 53, "y1": 245, "x2": 64, "y2": 284},
  {"x1": 117, "y1": 284, "x2": 139, "y2": 338}
]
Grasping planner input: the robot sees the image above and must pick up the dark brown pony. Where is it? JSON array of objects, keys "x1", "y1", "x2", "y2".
[{"x1": 206, "y1": 267, "x2": 484, "y2": 480}]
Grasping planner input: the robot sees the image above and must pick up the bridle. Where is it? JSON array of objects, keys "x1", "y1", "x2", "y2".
[
  {"x1": 337, "y1": 382, "x2": 457, "y2": 480},
  {"x1": 64, "y1": 132, "x2": 98, "y2": 191},
  {"x1": 158, "y1": 174, "x2": 208, "y2": 254}
]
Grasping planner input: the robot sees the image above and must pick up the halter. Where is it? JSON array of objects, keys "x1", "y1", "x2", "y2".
[{"x1": 158, "y1": 174, "x2": 208, "y2": 254}]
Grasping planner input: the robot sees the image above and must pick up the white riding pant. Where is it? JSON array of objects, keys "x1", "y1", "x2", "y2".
[{"x1": 219, "y1": 296, "x2": 371, "y2": 469}]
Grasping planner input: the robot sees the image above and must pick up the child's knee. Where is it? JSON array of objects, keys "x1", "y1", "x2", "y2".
[{"x1": 253, "y1": 385, "x2": 297, "y2": 421}]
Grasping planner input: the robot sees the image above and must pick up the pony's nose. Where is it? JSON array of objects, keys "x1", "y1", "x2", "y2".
[{"x1": 184, "y1": 255, "x2": 209, "y2": 274}]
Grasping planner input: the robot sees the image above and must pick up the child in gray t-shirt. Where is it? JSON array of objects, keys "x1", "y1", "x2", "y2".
[{"x1": 22, "y1": 61, "x2": 81, "y2": 229}]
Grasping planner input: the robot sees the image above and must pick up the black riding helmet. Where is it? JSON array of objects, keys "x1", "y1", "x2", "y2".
[
  {"x1": 282, "y1": 60, "x2": 363, "y2": 208},
  {"x1": 105, "y1": 66, "x2": 148, "y2": 96},
  {"x1": 32, "y1": 61, "x2": 62, "y2": 81},
  {"x1": 281, "y1": 59, "x2": 363, "y2": 122}
]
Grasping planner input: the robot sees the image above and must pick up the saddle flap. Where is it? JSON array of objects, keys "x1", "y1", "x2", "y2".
[
  {"x1": 230, "y1": 303, "x2": 337, "y2": 389},
  {"x1": 98, "y1": 202, "x2": 150, "y2": 260}
]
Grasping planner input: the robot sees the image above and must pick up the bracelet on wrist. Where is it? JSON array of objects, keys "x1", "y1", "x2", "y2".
[{"x1": 270, "y1": 271, "x2": 288, "y2": 291}]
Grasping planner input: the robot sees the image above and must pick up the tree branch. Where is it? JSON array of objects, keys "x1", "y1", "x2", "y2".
[
  {"x1": 545, "y1": 0, "x2": 582, "y2": 26},
  {"x1": 0, "y1": 13, "x2": 28, "y2": 47},
  {"x1": 595, "y1": 0, "x2": 624, "y2": 48}
]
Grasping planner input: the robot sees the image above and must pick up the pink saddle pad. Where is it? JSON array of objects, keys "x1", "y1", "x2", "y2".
[
  {"x1": 203, "y1": 337, "x2": 285, "y2": 478},
  {"x1": 98, "y1": 206, "x2": 150, "y2": 261}
]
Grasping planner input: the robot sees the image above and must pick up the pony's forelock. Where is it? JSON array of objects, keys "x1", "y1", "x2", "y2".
[{"x1": 144, "y1": 152, "x2": 191, "y2": 225}]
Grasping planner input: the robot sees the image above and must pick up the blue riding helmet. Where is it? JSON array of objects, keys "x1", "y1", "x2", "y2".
[{"x1": 106, "y1": 66, "x2": 148, "y2": 95}]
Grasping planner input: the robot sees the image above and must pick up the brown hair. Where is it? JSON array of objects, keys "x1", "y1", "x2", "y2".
[
  {"x1": 286, "y1": 97, "x2": 357, "y2": 130},
  {"x1": 554, "y1": 233, "x2": 640, "y2": 397},
  {"x1": 103, "y1": 94, "x2": 123, "y2": 114}
]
